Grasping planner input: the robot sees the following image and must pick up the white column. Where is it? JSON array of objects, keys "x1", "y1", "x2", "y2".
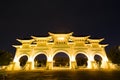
[{"x1": 87, "y1": 60, "x2": 92, "y2": 69}]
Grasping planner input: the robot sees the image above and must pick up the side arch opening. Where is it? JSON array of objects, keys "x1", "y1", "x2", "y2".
[
  {"x1": 19, "y1": 55, "x2": 28, "y2": 69},
  {"x1": 34, "y1": 54, "x2": 47, "y2": 68},
  {"x1": 94, "y1": 54, "x2": 102, "y2": 68},
  {"x1": 75, "y1": 53, "x2": 88, "y2": 68}
]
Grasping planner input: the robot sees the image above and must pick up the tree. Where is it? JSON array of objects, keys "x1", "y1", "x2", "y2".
[
  {"x1": 0, "y1": 50, "x2": 13, "y2": 66},
  {"x1": 107, "y1": 46, "x2": 120, "y2": 65}
]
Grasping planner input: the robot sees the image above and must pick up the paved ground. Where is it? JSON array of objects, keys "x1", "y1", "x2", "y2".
[{"x1": 2, "y1": 70, "x2": 120, "y2": 80}]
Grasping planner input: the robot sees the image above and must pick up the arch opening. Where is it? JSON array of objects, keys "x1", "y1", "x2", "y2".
[
  {"x1": 34, "y1": 54, "x2": 47, "y2": 68},
  {"x1": 19, "y1": 55, "x2": 28, "y2": 69},
  {"x1": 53, "y1": 52, "x2": 70, "y2": 68},
  {"x1": 94, "y1": 54, "x2": 102, "y2": 68},
  {"x1": 75, "y1": 53, "x2": 88, "y2": 68}
]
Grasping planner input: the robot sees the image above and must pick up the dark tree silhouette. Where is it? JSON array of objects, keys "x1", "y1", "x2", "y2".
[
  {"x1": 108, "y1": 46, "x2": 120, "y2": 65},
  {"x1": 0, "y1": 50, "x2": 13, "y2": 66}
]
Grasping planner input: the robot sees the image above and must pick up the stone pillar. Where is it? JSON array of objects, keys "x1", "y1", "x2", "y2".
[
  {"x1": 46, "y1": 61, "x2": 53, "y2": 70},
  {"x1": 6, "y1": 62, "x2": 15, "y2": 71},
  {"x1": 71, "y1": 61, "x2": 76, "y2": 69},
  {"x1": 101, "y1": 61, "x2": 112, "y2": 69},
  {"x1": 91, "y1": 61, "x2": 96, "y2": 69},
  {"x1": 13, "y1": 62, "x2": 21, "y2": 70},
  {"x1": 87, "y1": 60, "x2": 92, "y2": 69},
  {"x1": 25, "y1": 62, "x2": 32, "y2": 70},
  {"x1": 106, "y1": 61, "x2": 111, "y2": 69},
  {"x1": 107, "y1": 61, "x2": 116, "y2": 69}
]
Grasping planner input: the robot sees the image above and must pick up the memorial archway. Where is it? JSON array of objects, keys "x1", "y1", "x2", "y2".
[
  {"x1": 53, "y1": 52, "x2": 70, "y2": 69},
  {"x1": 75, "y1": 53, "x2": 88, "y2": 68},
  {"x1": 9, "y1": 32, "x2": 111, "y2": 70}
]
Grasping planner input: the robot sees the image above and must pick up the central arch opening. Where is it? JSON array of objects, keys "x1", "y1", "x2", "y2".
[
  {"x1": 53, "y1": 52, "x2": 70, "y2": 68},
  {"x1": 34, "y1": 54, "x2": 47, "y2": 68},
  {"x1": 76, "y1": 53, "x2": 88, "y2": 68}
]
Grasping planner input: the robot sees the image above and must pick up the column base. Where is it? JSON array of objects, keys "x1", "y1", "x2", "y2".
[
  {"x1": 25, "y1": 62, "x2": 32, "y2": 70},
  {"x1": 6, "y1": 62, "x2": 15, "y2": 71},
  {"x1": 46, "y1": 61, "x2": 53, "y2": 70},
  {"x1": 71, "y1": 61, "x2": 77, "y2": 69}
]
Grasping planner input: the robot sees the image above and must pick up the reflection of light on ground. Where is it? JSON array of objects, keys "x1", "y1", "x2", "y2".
[{"x1": 6, "y1": 70, "x2": 120, "y2": 80}]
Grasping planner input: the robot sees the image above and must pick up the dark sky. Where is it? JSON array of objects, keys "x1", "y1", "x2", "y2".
[{"x1": 0, "y1": 0, "x2": 120, "y2": 54}]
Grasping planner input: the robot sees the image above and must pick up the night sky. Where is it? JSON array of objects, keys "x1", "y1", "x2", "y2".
[{"x1": 0, "y1": 0, "x2": 120, "y2": 54}]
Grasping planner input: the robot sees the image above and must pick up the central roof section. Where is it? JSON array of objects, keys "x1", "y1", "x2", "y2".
[
  {"x1": 48, "y1": 32, "x2": 73, "y2": 43},
  {"x1": 48, "y1": 32, "x2": 73, "y2": 36}
]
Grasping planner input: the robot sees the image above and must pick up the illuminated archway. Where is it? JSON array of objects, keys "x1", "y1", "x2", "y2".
[
  {"x1": 53, "y1": 52, "x2": 70, "y2": 68},
  {"x1": 17, "y1": 54, "x2": 29, "y2": 62},
  {"x1": 9, "y1": 32, "x2": 111, "y2": 71}
]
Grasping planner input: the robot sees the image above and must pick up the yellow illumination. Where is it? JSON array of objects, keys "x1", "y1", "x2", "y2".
[
  {"x1": 71, "y1": 55, "x2": 75, "y2": 61},
  {"x1": 48, "y1": 57, "x2": 52, "y2": 62},
  {"x1": 57, "y1": 37, "x2": 65, "y2": 40},
  {"x1": 6, "y1": 32, "x2": 115, "y2": 71}
]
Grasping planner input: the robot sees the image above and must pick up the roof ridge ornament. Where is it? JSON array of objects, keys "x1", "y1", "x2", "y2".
[{"x1": 48, "y1": 32, "x2": 73, "y2": 36}]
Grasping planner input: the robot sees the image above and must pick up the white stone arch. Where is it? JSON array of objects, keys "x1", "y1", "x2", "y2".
[
  {"x1": 74, "y1": 51, "x2": 92, "y2": 68},
  {"x1": 14, "y1": 54, "x2": 29, "y2": 62},
  {"x1": 93, "y1": 53, "x2": 108, "y2": 68},
  {"x1": 16, "y1": 54, "x2": 29, "y2": 69},
  {"x1": 52, "y1": 50, "x2": 71, "y2": 68},
  {"x1": 74, "y1": 51, "x2": 89, "y2": 60},
  {"x1": 32, "y1": 52, "x2": 48, "y2": 61},
  {"x1": 93, "y1": 53, "x2": 104, "y2": 61},
  {"x1": 31, "y1": 52, "x2": 48, "y2": 69},
  {"x1": 52, "y1": 50, "x2": 71, "y2": 61}
]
